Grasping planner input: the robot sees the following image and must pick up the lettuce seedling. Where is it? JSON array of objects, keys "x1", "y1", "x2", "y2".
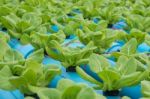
[
  {"x1": 0, "y1": 43, "x2": 60, "y2": 95},
  {"x1": 0, "y1": 41, "x2": 58, "y2": 94},
  {"x1": 79, "y1": 19, "x2": 108, "y2": 32},
  {"x1": 0, "y1": 39, "x2": 24, "y2": 70},
  {"x1": 46, "y1": 40, "x2": 96, "y2": 68},
  {"x1": 77, "y1": 28, "x2": 121, "y2": 53},
  {"x1": 76, "y1": 54, "x2": 148, "y2": 92},
  {"x1": 21, "y1": 30, "x2": 66, "y2": 50},
  {"x1": 125, "y1": 15, "x2": 150, "y2": 33},
  {"x1": 111, "y1": 38, "x2": 142, "y2": 57},
  {"x1": 0, "y1": 13, "x2": 42, "y2": 38},
  {"x1": 26, "y1": 79, "x2": 106, "y2": 99},
  {"x1": 131, "y1": 4, "x2": 150, "y2": 17},
  {"x1": 117, "y1": 29, "x2": 146, "y2": 45},
  {"x1": 77, "y1": 1, "x2": 100, "y2": 19},
  {"x1": 111, "y1": 38, "x2": 149, "y2": 71},
  {"x1": 98, "y1": 5, "x2": 122, "y2": 25},
  {"x1": 62, "y1": 21, "x2": 81, "y2": 36},
  {"x1": 0, "y1": 60, "x2": 61, "y2": 95},
  {"x1": 0, "y1": 39, "x2": 45, "y2": 78}
]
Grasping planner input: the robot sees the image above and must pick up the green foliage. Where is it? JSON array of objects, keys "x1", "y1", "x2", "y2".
[
  {"x1": 35, "y1": 79, "x2": 106, "y2": 99},
  {"x1": 0, "y1": 58, "x2": 61, "y2": 95},
  {"x1": 111, "y1": 38, "x2": 139, "y2": 58},
  {"x1": 77, "y1": 54, "x2": 148, "y2": 91},
  {"x1": 0, "y1": 0, "x2": 150, "y2": 98},
  {"x1": 46, "y1": 40, "x2": 96, "y2": 68},
  {"x1": 125, "y1": 15, "x2": 150, "y2": 32},
  {"x1": 77, "y1": 28, "x2": 121, "y2": 53},
  {"x1": 141, "y1": 80, "x2": 150, "y2": 99},
  {"x1": 29, "y1": 30, "x2": 65, "y2": 50},
  {"x1": 0, "y1": 41, "x2": 62, "y2": 95}
]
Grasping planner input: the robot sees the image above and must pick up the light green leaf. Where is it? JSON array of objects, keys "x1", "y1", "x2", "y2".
[
  {"x1": 0, "y1": 41, "x2": 9, "y2": 61},
  {"x1": 76, "y1": 66, "x2": 102, "y2": 86},
  {"x1": 141, "y1": 80, "x2": 150, "y2": 97},
  {"x1": 22, "y1": 69, "x2": 37, "y2": 85},
  {"x1": 62, "y1": 85, "x2": 82, "y2": 99},
  {"x1": 115, "y1": 72, "x2": 141, "y2": 89},
  {"x1": 116, "y1": 55, "x2": 128, "y2": 71},
  {"x1": 57, "y1": 79, "x2": 75, "y2": 92},
  {"x1": 98, "y1": 70, "x2": 121, "y2": 91},
  {"x1": 77, "y1": 87, "x2": 96, "y2": 99},
  {"x1": 37, "y1": 88, "x2": 61, "y2": 99},
  {"x1": 26, "y1": 49, "x2": 44, "y2": 63},
  {"x1": 25, "y1": 61, "x2": 42, "y2": 73},
  {"x1": 20, "y1": 34, "x2": 31, "y2": 45},
  {"x1": 121, "y1": 57, "x2": 137, "y2": 75},
  {"x1": 89, "y1": 54, "x2": 110, "y2": 73},
  {"x1": 0, "y1": 66, "x2": 15, "y2": 90},
  {"x1": 145, "y1": 34, "x2": 150, "y2": 46},
  {"x1": 121, "y1": 38, "x2": 137, "y2": 56}
]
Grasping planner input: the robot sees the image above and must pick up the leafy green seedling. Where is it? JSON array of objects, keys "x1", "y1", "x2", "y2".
[
  {"x1": 28, "y1": 79, "x2": 106, "y2": 99},
  {"x1": 23, "y1": 30, "x2": 66, "y2": 50},
  {"x1": 77, "y1": 28, "x2": 121, "y2": 53},
  {"x1": 0, "y1": 60, "x2": 61, "y2": 95},
  {"x1": 77, "y1": 54, "x2": 148, "y2": 92},
  {"x1": 46, "y1": 40, "x2": 96, "y2": 68}
]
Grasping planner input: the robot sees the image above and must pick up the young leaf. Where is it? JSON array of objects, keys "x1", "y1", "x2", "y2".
[
  {"x1": 57, "y1": 79, "x2": 75, "y2": 92},
  {"x1": 26, "y1": 49, "x2": 44, "y2": 63},
  {"x1": 0, "y1": 66, "x2": 15, "y2": 90},
  {"x1": 76, "y1": 67, "x2": 102, "y2": 86},
  {"x1": 98, "y1": 70, "x2": 121, "y2": 91},
  {"x1": 141, "y1": 80, "x2": 150, "y2": 97},
  {"x1": 120, "y1": 57, "x2": 137, "y2": 75},
  {"x1": 121, "y1": 38, "x2": 137, "y2": 56},
  {"x1": 61, "y1": 85, "x2": 82, "y2": 99},
  {"x1": 89, "y1": 54, "x2": 110, "y2": 73},
  {"x1": 37, "y1": 88, "x2": 61, "y2": 99},
  {"x1": 77, "y1": 87, "x2": 96, "y2": 99}
]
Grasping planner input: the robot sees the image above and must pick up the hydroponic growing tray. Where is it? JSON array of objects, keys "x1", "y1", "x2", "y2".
[{"x1": 0, "y1": 0, "x2": 150, "y2": 99}]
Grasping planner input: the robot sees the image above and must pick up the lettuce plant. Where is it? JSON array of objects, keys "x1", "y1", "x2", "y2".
[
  {"x1": 131, "y1": 4, "x2": 150, "y2": 17},
  {"x1": 111, "y1": 38, "x2": 141, "y2": 57},
  {"x1": 79, "y1": 19, "x2": 108, "y2": 32},
  {"x1": 98, "y1": 5, "x2": 122, "y2": 25},
  {"x1": 111, "y1": 38, "x2": 149, "y2": 71},
  {"x1": 62, "y1": 21, "x2": 81, "y2": 36},
  {"x1": 117, "y1": 29, "x2": 146, "y2": 45},
  {"x1": 46, "y1": 40, "x2": 96, "y2": 68},
  {"x1": 76, "y1": 54, "x2": 148, "y2": 92},
  {"x1": 0, "y1": 42, "x2": 61, "y2": 95},
  {"x1": 0, "y1": 12, "x2": 43, "y2": 38},
  {"x1": 77, "y1": 28, "x2": 121, "y2": 53},
  {"x1": 125, "y1": 15, "x2": 150, "y2": 32},
  {"x1": 26, "y1": 79, "x2": 106, "y2": 99},
  {"x1": 0, "y1": 36, "x2": 61, "y2": 97},
  {"x1": 0, "y1": 60, "x2": 61, "y2": 95},
  {"x1": 133, "y1": 0, "x2": 150, "y2": 8},
  {"x1": 21, "y1": 30, "x2": 66, "y2": 50},
  {"x1": 110, "y1": 37, "x2": 149, "y2": 59},
  {"x1": 0, "y1": 38, "x2": 46, "y2": 79},
  {"x1": 76, "y1": 1, "x2": 100, "y2": 19}
]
